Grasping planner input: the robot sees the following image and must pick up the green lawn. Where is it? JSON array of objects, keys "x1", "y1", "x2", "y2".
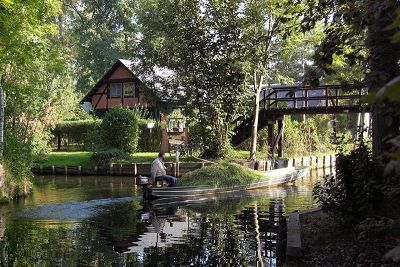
[
  {"x1": 40, "y1": 151, "x2": 200, "y2": 167},
  {"x1": 41, "y1": 151, "x2": 94, "y2": 167}
]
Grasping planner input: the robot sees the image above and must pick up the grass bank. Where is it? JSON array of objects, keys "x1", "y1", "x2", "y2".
[{"x1": 177, "y1": 162, "x2": 265, "y2": 188}]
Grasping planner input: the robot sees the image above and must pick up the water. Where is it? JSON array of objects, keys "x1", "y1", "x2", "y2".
[{"x1": 0, "y1": 168, "x2": 332, "y2": 266}]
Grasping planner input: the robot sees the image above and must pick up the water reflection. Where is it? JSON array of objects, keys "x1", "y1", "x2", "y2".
[{"x1": 0, "y1": 168, "x2": 332, "y2": 266}]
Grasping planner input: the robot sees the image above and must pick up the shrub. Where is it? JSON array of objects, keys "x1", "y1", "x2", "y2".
[
  {"x1": 1, "y1": 135, "x2": 34, "y2": 199},
  {"x1": 100, "y1": 107, "x2": 139, "y2": 153},
  {"x1": 91, "y1": 149, "x2": 132, "y2": 166}
]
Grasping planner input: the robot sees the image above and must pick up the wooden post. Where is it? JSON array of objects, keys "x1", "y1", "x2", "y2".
[
  {"x1": 278, "y1": 118, "x2": 284, "y2": 158},
  {"x1": 119, "y1": 164, "x2": 123, "y2": 175},
  {"x1": 267, "y1": 122, "x2": 274, "y2": 156},
  {"x1": 134, "y1": 163, "x2": 137, "y2": 176},
  {"x1": 78, "y1": 166, "x2": 81, "y2": 175},
  {"x1": 51, "y1": 165, "x2": 55, "y2": 175},
  {"x1": 40, "y1": 165, "x2": 43, "y2": 175},
  {"x1": 110, "y1": 163, "x2": 113, "y2": 175},
  {"x1": 64, "y1": 166, "x2": 68, "y2": 175}
]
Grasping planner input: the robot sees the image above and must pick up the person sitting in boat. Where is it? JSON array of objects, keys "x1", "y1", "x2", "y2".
[{"x1": 151, "y1": 151, "x2": 177, "y2": 187}]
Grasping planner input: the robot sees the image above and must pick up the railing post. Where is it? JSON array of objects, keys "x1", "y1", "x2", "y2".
[{"x1": 304, "y1": 89, "x2": 308, "y2": 108}]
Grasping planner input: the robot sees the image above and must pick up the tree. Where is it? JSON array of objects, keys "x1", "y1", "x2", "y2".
[
  {"x1": 0, "y1": 0, "x2": 81, "y2": 197},
  {"x1": 64, "y1": 0, "x2": 138, "y2": 92},
  {"x1": 241, "y1": 0, "x2": 302, "y2": 160},
  {"x1": 137, "y1": 0, "x2": 249, "y2": 158}
]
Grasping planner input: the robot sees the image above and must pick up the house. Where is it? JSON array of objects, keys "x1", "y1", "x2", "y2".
[
  {"x1": 81, "y1": 59, "x2": 189, "y2": 153},
  {"x1": 81, "y1": 59, "x2": 169, "y2": 118}
]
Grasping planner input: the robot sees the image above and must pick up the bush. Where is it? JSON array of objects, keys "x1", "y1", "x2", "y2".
[
  {"x1": 91, "y1": 149, "x2": 132, "y2": 166},
  {"x1": 1, "y1": 135, "x2": 34, "y2": 199},
  {"x1": 313, "y1": 141, "x2": 384, "y2": 227},
  {"x1": 53, "y1": 119, "x2": 101, "y2": 150},
  {"x1": 100, "y1": 107, "x2": 139, "y2": 153}
]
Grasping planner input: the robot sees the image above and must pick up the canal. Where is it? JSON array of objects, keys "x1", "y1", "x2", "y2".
[{"x1": 0, "y1": 168, "x2": 331, "y2": 266}]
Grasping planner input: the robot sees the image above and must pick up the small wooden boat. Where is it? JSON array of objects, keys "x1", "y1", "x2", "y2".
[{"x1": 142, "y1": 166, "x2": 310, "y2": 199}]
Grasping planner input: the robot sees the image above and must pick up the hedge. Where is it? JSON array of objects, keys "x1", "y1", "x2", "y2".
[
  {"x1": 137, "y1": 119, "x2": 162, "y2": 152},
  {"x1": 53, "y1": 120, "x2": 101, "y2": 150},
  {"x1": 54, "y1": 119, "x2": 162, "y2": 152}
]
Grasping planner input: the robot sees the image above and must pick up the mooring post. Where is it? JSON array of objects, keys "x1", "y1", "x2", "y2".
[
  {"x1": 64, "y1": 166, "x2": 68, "y2": 175},
  {"x1": 94, "y1": 165, "x2": 98, "y2": 175},
  {"x1": 78, "y1": 166, "x2": 81, "y2": 175},
  {"x1": 109, "y1": 163, "x2": 113, "y2": 175},
  {"x1": 51, "y1": 165, "x2": 55, "y2": 175}
]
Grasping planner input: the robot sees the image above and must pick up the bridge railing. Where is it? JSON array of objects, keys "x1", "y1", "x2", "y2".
[{"x1": 260, "y1": 84, "x2": 367, "y2": 110}]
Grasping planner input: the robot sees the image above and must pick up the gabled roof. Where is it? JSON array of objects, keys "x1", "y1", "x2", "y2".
[{"x1": 82, "y1": 59, "x2": 168, "y2": 103}]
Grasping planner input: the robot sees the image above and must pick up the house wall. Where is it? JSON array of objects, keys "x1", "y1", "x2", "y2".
[{"x1": 91, "y1": 66, "x2": 151, "y2": 110}]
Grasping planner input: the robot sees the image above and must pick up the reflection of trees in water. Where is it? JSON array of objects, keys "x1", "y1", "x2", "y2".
[
  {"x1": 1, "y1": 200, "x2": 143, "y2": 266},
  {"x1": 140, "y1": 197, "x2": 286, "y2": 267}
]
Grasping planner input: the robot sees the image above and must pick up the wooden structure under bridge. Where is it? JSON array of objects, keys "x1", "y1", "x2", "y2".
[{"x1": 231, "y1": 84, "x2": 370, "y2": 157}]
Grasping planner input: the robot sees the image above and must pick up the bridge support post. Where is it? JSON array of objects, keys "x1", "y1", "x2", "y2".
[
  {"x1": 278, "y1": 118, "x2": 284, "y2": 158},
  {"x1": 267, "y1": 122, "x2": 274, "y2": 156}
]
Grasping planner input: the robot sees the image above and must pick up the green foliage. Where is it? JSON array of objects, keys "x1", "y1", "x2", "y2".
[
  {"x1": 91, "y1": 149, "x2": 132, "y2": 166},
  {"x1": 100, "y1": 107, "x2": 139, "y2": 153},
  {"x1": 284, "y1": 115, "x2": 334, "y2": 157},
  {"x1": 313, "y1": 142, "x2": 384, "y2": 227},
  {"x1": 177, "y1": 163, "x2": 265, "y2": 188}
]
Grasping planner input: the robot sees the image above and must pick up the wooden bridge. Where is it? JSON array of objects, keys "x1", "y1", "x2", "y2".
[{"x1": 231, "y1": 84, "x2": 370, "y2": 157}]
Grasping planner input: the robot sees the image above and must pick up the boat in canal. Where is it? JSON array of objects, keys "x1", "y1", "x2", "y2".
[{"x1": 140, "y1": 166, "x2": 310, "y2": 199}]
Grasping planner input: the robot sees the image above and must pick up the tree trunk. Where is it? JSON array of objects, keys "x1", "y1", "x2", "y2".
[
  {"x1": 0, "y1": 83, "x2": 4, "y2": 158},
  {"x1": 250, "y1": 72, "x2": 263, "y2": 160}
]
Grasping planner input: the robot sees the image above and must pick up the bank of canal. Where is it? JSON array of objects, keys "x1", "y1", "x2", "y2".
[{"x1": 0, "y1": 168, "x2": 331, "y2": 266}]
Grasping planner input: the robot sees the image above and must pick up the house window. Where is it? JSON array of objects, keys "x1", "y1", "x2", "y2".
[
  {"x1": 110, "y1": 83, "x2": 122, "y2": 98},
  {"x1": 123, "y1": 82, "x2": 135, "y2": 97}
]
